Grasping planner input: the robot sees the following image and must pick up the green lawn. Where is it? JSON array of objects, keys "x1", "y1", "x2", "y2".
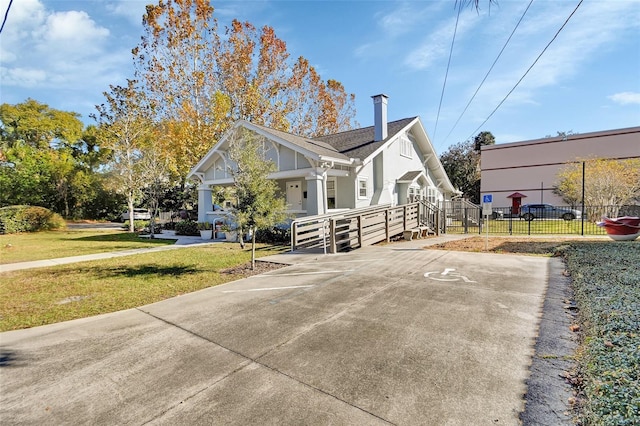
[
  {"x1": 0, "y1": 230, "x2": 175, "y2": 264},
  {"x1": 0, "y1": 243, "x2": 287, "y2": 331},
  {"x1": 447, "y1": 218, "x2": 606, "y2": 236}
]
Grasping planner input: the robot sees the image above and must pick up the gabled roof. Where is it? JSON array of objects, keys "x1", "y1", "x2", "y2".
[
  {"x1": 397, "y1": 171, "x2": 424, "y2": 182},
  {"x1": 316, "y1": 117, "x2": 417, "y2": 160},
  {"x1": 247, "y1": 121, "x2": 348, "y2": 161}
]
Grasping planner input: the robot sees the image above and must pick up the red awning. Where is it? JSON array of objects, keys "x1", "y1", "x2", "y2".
[{"x1": 507, "y1": 192, "x2": 528, "y2": 198}]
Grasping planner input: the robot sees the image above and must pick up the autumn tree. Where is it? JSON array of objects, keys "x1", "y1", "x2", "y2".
[
  {"x1": 227, "y1": 128, "x2": 288, "y2": 269},
  {"x1": 133, "y1": 0, "x2": 356, "y2": 188},
  {"x1": 93, "y1": 80, "x2": 156, "y2": 232},
  {"x1": 555, "y1": 158, "x2": 640, "y2": 219}
]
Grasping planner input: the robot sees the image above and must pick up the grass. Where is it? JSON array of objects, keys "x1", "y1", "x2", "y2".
[
  {"x1": 0, "y1": 243, "x2": 287, "y2": 331},
  {"x1": 0, "y1": 230, "x2": 174, "y2": 264},
  {"x1": 447, "y1": 218, "x2": 606, "y2": 236}
]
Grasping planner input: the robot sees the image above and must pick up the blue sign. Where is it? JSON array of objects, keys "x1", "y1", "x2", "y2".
[{"x1": 483, "y1": 194, "x2": 493, "y2": 203}]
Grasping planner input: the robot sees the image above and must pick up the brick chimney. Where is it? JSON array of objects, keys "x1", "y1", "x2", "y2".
[{"x1": 372, "y1": 94, "x2": 388, "y2": 141}]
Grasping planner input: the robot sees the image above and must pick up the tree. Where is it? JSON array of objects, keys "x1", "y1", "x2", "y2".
[
  {"x1": 555, "y1": 158, "x2": 640, "y2": 219},
  {"x1": 0, "y1": 99, "x2": 83, "y2": 149},
  {"x1": 226, "y1": 128, "x2": 288, "y2": 270},
  {"x1": 544, "y1": 130, "x2": 578, "y2": 139},
  {"x1": 138, "y1": 139, "x2": 171, "y2": 237},
  {"x1": 0, "y1": 100, "x2": 97, "y2": 217},
  {"x1": 133, "y1": 0, "x2": 357, "y2": 188},
  {"x1": 473, "y1": 130, "x2": 495, "y2": 151},
  {"x1": 93, "y1": 80, "x2": 155, "y2": 232},
  {"x1": 440, "y1": 131, "x2": 495, "y2": 204}
]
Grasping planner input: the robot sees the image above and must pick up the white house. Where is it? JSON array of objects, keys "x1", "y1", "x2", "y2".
[{"x1": 188, "y1": 94, "x2": 458, "y2": 223}]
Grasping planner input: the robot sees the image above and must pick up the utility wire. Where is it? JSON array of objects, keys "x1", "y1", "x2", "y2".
[
  {"x1": 0, "y1": 0, "x2": 13, "y2": 34},
  {"x1": 442, "y1": 0, "x2": 534, "y2": 146},
  {"x1": 464, "y1": 0, "x2": 583, "y2": 142},
  {"x1": 433, "y1": 2, "x2": 463, "y2": 142}
]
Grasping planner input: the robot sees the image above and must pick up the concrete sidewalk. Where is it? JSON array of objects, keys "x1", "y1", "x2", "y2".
[{"x1": 1, "y1": 236, "x2": 553, "y2": 425}]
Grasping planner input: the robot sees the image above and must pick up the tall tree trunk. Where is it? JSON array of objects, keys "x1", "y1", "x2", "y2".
[{"x1": 127, "y1": 195, "x2": 135, "y2": 233}]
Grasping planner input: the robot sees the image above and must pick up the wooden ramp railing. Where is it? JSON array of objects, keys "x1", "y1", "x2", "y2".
[{"x1": 291, "y1": 203, "x2": 421, "y2": 253}]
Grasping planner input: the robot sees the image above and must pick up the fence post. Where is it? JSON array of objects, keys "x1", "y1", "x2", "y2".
[
  {"x1": 463, "y1": 208, "x2": 468, "y2": 234},
  {"x1": 385, "y1": 209, "x2": 390, "y2": 242},
  {"x1": 357, "y1": 215, "x2": 363, "y2": 247},
  {"x1": 291, "y1": 222, "x2": 297, "y2": 252},
  {"x1": 329, "y1": 218, "x2": 337, "y2": 254},
  {"x1": 403, "y1": 205, "x2": 408, "y2": 230}
]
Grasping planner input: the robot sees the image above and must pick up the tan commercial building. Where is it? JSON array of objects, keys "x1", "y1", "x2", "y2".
[{"x1": 480, "y1": 126, "x2": 640, "y2": 212}]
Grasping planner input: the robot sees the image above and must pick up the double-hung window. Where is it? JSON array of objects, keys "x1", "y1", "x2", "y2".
[{"x1": 358, "y1": 178, "x2": 368, "y2": 199}]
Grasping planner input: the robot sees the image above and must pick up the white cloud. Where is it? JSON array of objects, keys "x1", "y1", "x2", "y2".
[
  {"x1": 106, "y1": 0, "x2": 148, "y2": 26},
  {"x1": 403, "y1": 12, "x2": 477, "y2": 70},
  {"x1": 608, "y1": 92, "x2": 640, "y2": 105},
  {"x1": 0, "y1": 67, "x2": 47, "y2": 87},
  {"x1": 45, "y1": 10, "x2": 109, "y2": 42},
  {"x1": 0, "y1": 0, "x2": 133, "y2": 120},
  {"x1": 376, "y1": 2, "x2": 444, "y2": 37}
]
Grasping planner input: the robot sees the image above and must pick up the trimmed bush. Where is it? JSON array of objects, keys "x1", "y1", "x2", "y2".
[
  {"x1": 255, "y1": 226, "x2": 291, "y2": 245},
  {"x1": 174, "y1": 220, "x2": 199, "y2": 236},
  {"x1": 121, "y1": 220, "x2": 150, "y2": 233},
  {"x1": 0, "y1": 205, "x2": 66, "y2": 234}
]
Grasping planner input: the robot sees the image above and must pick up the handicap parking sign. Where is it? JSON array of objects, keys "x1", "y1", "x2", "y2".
[{"x1": 483, "y1": 194, "x2": 493, "y2": 203}]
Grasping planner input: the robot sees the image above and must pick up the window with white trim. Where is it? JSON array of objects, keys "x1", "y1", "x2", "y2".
[
  {"x1": 399, "y1": 135, "x2": 412, "y2": 158},
  {"x1": 358, "y1": 178, "x2": 368, "y2": 199}
]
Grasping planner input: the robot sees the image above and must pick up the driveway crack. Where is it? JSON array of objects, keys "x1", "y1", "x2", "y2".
[{"x1": 136, "y1": 307, "x2": 396, "y2": 425}]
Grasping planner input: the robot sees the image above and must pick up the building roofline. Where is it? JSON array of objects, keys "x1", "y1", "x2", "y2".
[{"x1": 482, "y1": 126, "x2": 640, "y2": 151}]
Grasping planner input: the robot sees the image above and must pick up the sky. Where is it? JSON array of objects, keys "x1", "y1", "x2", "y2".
[{"x1": 1, "y1": 0, "x2": 639, "y2": 154}]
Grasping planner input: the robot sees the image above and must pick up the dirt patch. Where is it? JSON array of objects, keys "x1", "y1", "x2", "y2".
[
  {"x1": 220, "y1": 261, "x2": 286, "y2": 277},
  {"x1": 427, "y1": 236, "x2": 591, "y2": 256}
]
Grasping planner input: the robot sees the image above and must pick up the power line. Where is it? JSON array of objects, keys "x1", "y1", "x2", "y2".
[
  {"x1": 433, "y1": 1, "x2": 463, "y2": 142},
  {"x1": 442, "y1": 0, "x2": 534, "y2": 146},
  {"x1": 0, "y1": 0, "x2": 12, "y2": 34},
  {"x1": 464, "y1": 0, "x2": 584, "y2": 142}
]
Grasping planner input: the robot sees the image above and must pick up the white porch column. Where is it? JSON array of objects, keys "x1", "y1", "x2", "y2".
[
  {"x1": 305, "y1": 174, "x2": 325, "y2": 216},
  {"x1": 198, "y1": 185, "x2": 213, "y2": 223}
]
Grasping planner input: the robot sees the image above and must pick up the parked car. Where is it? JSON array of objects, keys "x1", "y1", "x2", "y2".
[
  {"x1": 519, "y1": 204, "x2": 581, "y2": 221},
  {"x1": 121, "y1": 208, "x2": 151, "y2": 222}
]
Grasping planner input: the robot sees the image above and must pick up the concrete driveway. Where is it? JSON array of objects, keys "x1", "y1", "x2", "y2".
[{"x1": 0, "y1": 244, "x2": 548, "y2": 425}]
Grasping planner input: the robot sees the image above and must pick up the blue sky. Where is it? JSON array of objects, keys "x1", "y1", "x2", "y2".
[{"x1": 1, "y1": 0, "x2": 639, "y2": 154}]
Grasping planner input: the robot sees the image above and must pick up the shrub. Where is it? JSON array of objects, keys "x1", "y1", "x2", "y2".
[
  {"x1": 197, "y1": 221, "x2": 213, "y2": 230},
  {"x1": 0, "y1": 205, "x2": 66, "y2": 234},
  {"x1": 121, "y1": 220, "x2": 149, "y2": 233},
  {"x1": 174, "y1": 220, "x2": 199, "y2": 236},
  {"x1": 255, "y1": 226, "x2": 291, "y2": 245}
]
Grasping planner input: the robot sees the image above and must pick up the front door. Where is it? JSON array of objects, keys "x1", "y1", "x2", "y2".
[{"x1": 286, "y1": 181, "x2": 302, "y2": 210}]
